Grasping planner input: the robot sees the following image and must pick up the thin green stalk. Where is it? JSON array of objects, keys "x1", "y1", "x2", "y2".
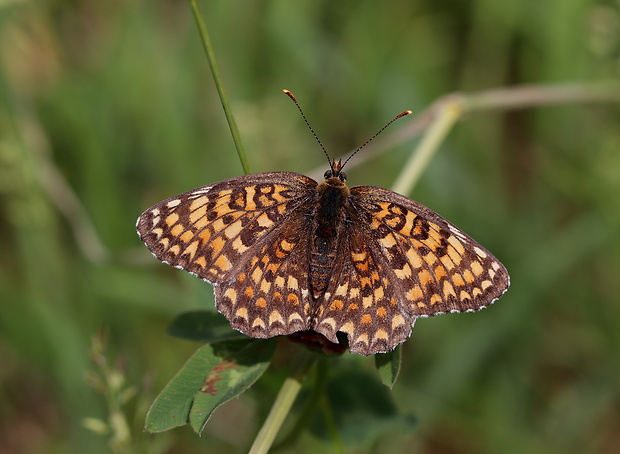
[
  {"x1": 249, "y1": 351, "x2": 316, "y2": 454},
  {"x1": 391, "y1": 95, "x2": 464, "y2": 195},
  {"x1": 189, "y1": 0, "x2": 251, "y2": 174}
]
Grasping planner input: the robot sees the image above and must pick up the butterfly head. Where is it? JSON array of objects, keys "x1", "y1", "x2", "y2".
[{"x1": 324, "y1": 159, "x2": 347, "y2": 182}]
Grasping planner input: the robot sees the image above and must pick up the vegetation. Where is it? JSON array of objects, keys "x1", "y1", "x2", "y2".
[{"x1": 1, "y1": 1, "x2": 619, "y2": 453}]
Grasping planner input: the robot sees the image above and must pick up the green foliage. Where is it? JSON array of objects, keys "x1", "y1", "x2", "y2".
[{"x1": 145, "y1": 339, "x2": 276, "y2": 434}]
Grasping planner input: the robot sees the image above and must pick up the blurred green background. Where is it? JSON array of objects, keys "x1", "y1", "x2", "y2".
[{"x1": 1, "y1": 0, "x2": 620, "y2": 453}]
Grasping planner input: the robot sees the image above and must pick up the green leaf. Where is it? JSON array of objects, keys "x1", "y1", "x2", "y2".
[
  {"x1": 167, "y1": 310, "x2": 247, "y2": 343},
  {"x1": 145, "y1": 338, "x2": 276, "y2": 433},
  {"x1": 311, "y1": 364, "x2": 416, "y2": 446},
  {"x1": 374, "y1": 344, "x2": 402, "y2": 388}
]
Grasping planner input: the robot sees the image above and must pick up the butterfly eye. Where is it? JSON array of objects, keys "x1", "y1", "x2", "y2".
[
  {"x1": 338, "y1": 172, "x2": 347, "y2": 182},
  {"x1": 324, "y1": 170, "x2": 333, "y2": 179}
]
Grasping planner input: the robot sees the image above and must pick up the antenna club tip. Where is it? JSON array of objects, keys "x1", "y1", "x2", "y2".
[
  {"x1": 282, "y1": 89, "x2": 297, "y2": 102},
  {"x1": 399, "y1": 110, "x2": 414, "y2": 117}
]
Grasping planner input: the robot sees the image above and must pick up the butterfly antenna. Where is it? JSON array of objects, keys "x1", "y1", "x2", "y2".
[
  {"x1": 341, "y1": 109, "x2": 413, "y2": 169},
  {"x1": 283, "y1": 89, "x2": 333, "y2": 168}
]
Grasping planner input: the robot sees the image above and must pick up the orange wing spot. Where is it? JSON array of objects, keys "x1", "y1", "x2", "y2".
[
  {"x1": 319, "y1": 317, "x2": 336, "y2": 330},
  {"x1": 269, "y1": 310, "x2": 284, "y2": 326},
  {"x1": 391, "y1": 314, "x2": 405, "y2": 328},
  {"x1": 198, "y1": 228, "x2": 211, "y2": 243},
  {"x1": 252, "y1": 317, "x2": 266, "y2": 329},
  {"x1": 235, "y1": 307, "x2": 248, "y2": 320},
  {"x1": 362, "y1": 296, "x2": 373, "y2": 309},
  {"x1": 168, "y1": 244, "x2": 181, "y2": 256},
  {"x1": 434, "y1": 265, "x2": 447, "y2": 280},
  {"x1": 351, "y1": 251, "x2": 367, "y2": 262},
  {"x1": 389, "y1": 296, "x2": 397, "y2": 306},
  {"x1": 377, "y1": 232, "x2": 398, "y2": 248},
  {"x1": 189, "y1": 203, "x2": 207, "y2": 224},
  {"x1": 231, "y1": 237, "x2": 250, "y2": 254},
  {"x1": 287, "y1": 275, "x2": 299, "y2": 289},
  {"x1": 238, "y1": 272, "x2": 247, "y2": 283},
  {"x1": 251, "y1": 267, "x2": 263, "y2": 283},
  {"x1": 224, "y1": 288, "x2": 237, "y2": 301},
  {"x1": 448, "y1": 235, "x2": 466, "y2": 255},
  {"x1": 158, "y1": 237, "x2": 170, "y2": 249},
  {"x1": 224, "y1": 220, "x2": 243, "y2": 239},
  {"x1": 194, "y1": 256, "x2": 206, "y2": 268},
  {"x1": 481, "y1": 280, "x2": 493, "y2": 290},
  {"x1": 430, "y1": 293, "x2": 442, "y2": 305},
  {"x1": 406, "y1": 285, "x2": 424, "y2": 301},
  {"x1": 373, "y1": 286, "x2": 385, "y2": 299},
  {"x1": 151, "y1": 227, "x2": 163, "y2": 239},
  {"x1": 394, "y1": 263, "x2": 413, "y2": 279},
  {"x1": 244, "y1": 286, "x2": 255, "y2": 298},
  {"x1": 376, "y1": 307, "x2": 387, "y2": 317},
  {"x1": 180, "y1": 230, "x2": 194, "y2": 243},
  {"x1": 463, "y1": 269, "x2": 475, "y2": 284},
  {"x1": 170, "y1": 224, "x2": 185, "y2": 237},
  {"x1": 280, "y1": 239, "x2": 295, "y2": 252},
  {"x1": 255, "y1": 297, "x2": 267, "y2": 308},
  {"x1": 272, "y1": 291, "x2": 282, "y2": 302},
  {"x1": 440, "y1": 254, "x2": 456, "y2": 271},
  {"x1": 472, "y1": 288, "x2": 483, "y2": 297},
  {"x1": 214, "y1": 254, "x2": 232, "y2": 272},
  {"x1": 442, "y1": 280, "x2": 456, "y2": 298},
  {"x1": 243, "y1": 186, "x2": 257, "y2": 210},
  {"x1": 347, "y1": 303, "x2": 359, "y2": 311},
  {"x1": 349, "y1": 287, "x2": 360, "y2": 298},
  {"x1": 452, "y1": 273, "x2": 465, "y2": 287},
  {"x1": 488, "y1": 268, "x2": 496, "y2": 280},
  {"x1": 359, "y1": 276, "x2": 371, "y2": 288},
  {"x1": 165, "y1": 213, "x2": 179, "y2": 226},
  {"x1": 335, "y1": 283, "x2": 348, "y2": 296},
  {"x1": 256, "y1": 212, "x2": 273, "y2": 228},
  {"x1": 354, "y1": 333, "x2": 369, "y2": 346},
  {"x1": 374, "y1": 329, "x2": 388, "y2": 340},
  {"x1": 471, "y1": 261, "x2": 484, "y2": 276},
  {"x1": 405, "y1": 247, "x2": 424, "y2": 269},
  {"x1": 418, "y1": 269, "x2": 433, "y2": 286},
  {"x1": 459, "y1": 290, "x2": 472, "y2": 301},
  {"x1": 288, "y1": 312, "x2": 303, "y2": 324},
  {"x1": 447, "y1": 246, "x2": 463, "y2": 265},
  {"x1": 339, "y1": 321, "x2": 355, "y2": 335},
  {"x1": 330, "y1": 300, "x2": 344, "y2": 311},
  {"x1": 287, "y1": 293, "x2": 299, "y2": 305},
  {"x1": 259, "y1": 280, "x2": 272, "y2": 294},
  {"x1": 355, "y1": 260, "x2": 369, "y2": 272},
  {"x1": 275, "y1": 276, "x2": 285, "y2": 288},
  {"x1": 182, "y1": 240, "x2": 199, "y2": 259},
  {"x1": 417, "y1": 302, "x2": 427, "y2": 308},
  {"x1": 266, "y1": 262, "x2": 281, "y2": 274},
  {"x1": 210, "y1": 236, "x2": 226, "y2": 254}
]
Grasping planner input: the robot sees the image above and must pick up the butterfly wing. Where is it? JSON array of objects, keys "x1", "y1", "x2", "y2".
[
  {"x1": 137, "y1": 170, "x2": 322, "y2": 333},
  {"x1": 313, "y1": 185, "x2": 510, "y2": 355}
]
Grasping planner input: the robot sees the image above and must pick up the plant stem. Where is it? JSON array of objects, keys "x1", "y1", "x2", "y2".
[
  {"x1": 189, "y1": 0, "x2": 251, "y2": 174},
  {"x1": 249, "y1": 351, "x2": 316, "y2": 454},
  {"x1": 391, "y1": 95, "x2": 464, "y2": 195}
]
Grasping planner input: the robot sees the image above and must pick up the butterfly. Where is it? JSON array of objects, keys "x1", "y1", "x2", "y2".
[{"x1": 136, "y1": 92, "x2": 510, "y2": 355}]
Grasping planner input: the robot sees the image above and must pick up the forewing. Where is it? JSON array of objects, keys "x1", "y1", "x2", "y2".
[
  {"x1": 136, "y1": 172, "x2": 316, "y2": 284},
  {"x1": 350, "y1": 185, "x2": 510, "y2": 319}
]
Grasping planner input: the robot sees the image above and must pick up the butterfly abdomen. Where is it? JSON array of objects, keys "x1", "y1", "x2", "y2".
[{"x1": 309, "y1": 178, "x2": 351, "y2": 299}]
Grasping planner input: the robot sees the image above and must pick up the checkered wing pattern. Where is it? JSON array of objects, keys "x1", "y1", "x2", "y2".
[
  {"x1": 311, "y1": 185, "x2": 509, "y2": 354},
  {"x1": 137, "y1": 172, "x2": 319, "y2": 336}
]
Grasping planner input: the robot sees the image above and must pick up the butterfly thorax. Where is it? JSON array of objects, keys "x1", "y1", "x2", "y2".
[{"x1": 309, "y1": 176, "x2": 350, "y2": 299}]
